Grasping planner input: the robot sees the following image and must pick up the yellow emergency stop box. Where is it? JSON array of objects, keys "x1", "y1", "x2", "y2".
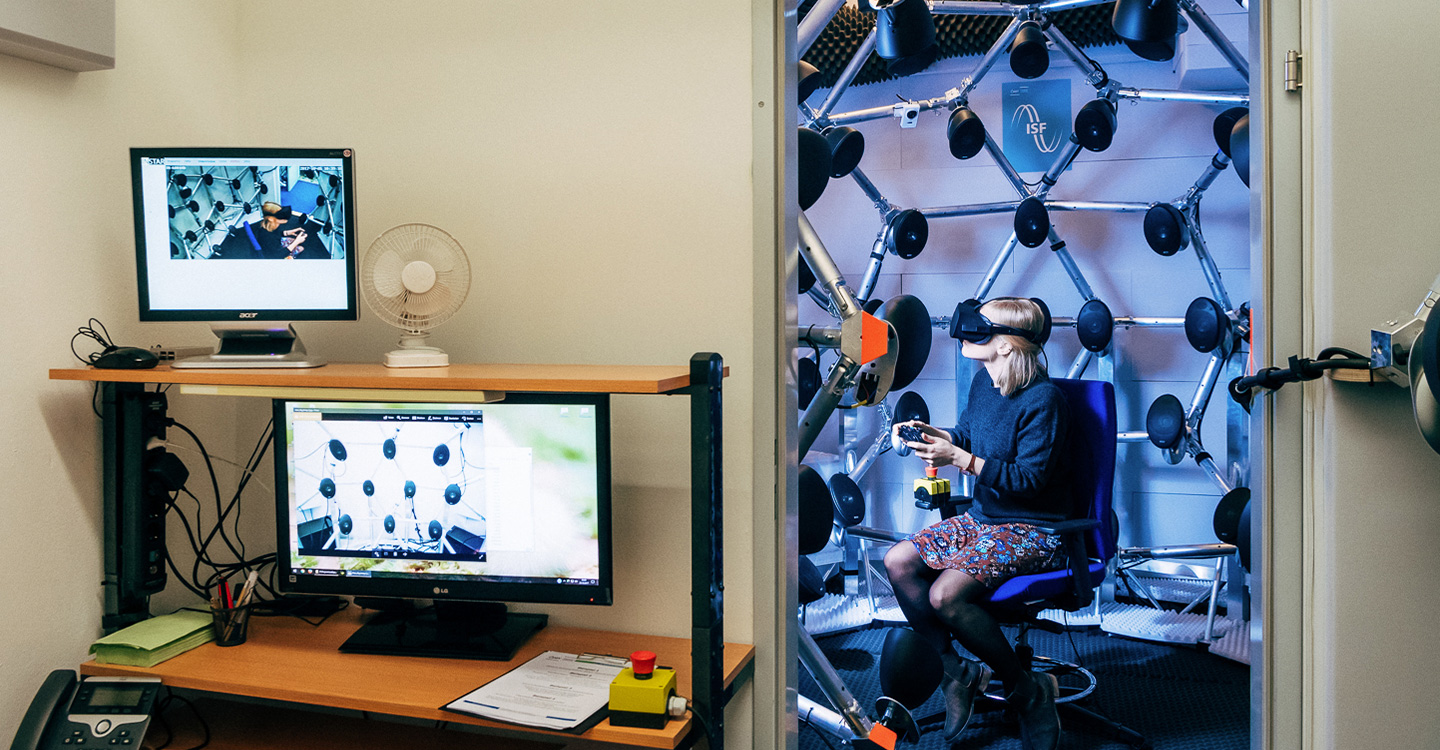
[
  {"x1": 914, "y1": 472, "x2": 951, "y2": 510},
  {"x1": 609, "y1": 666, "x2": 677, "y2": 728}
]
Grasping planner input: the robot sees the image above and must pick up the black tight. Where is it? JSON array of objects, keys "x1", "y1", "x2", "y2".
[{"x1": 883, "y1": 541, "x2": 1027, "y2": 688}]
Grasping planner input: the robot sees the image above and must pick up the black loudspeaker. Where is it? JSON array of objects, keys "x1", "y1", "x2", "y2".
[
  {"x1": 798, "y1": 60, "x2": 823, "y2": 104},
  {"x1": 798, "y1": 127, "x2": 832, "y2": 210},
  {"x1": 799, "y1": 465, "x2": 836, "y2": 555},
  {"x1": 1213, "y1": 107, "x2": 1248, "y2": 158},
  {"x1": 798, "y1": 252, "x2": 816, "y2": 296},
  {"x1": 884, "y1": 209, "x2": 929, "y2": 259},
  {"x1": 1213, "y1": 487, "x2": 1251, "y2": 544},
  {"x1": 828, "y1": 473, "x2": 867, "y2": 528},
  {"x1": 947, "y1": 107, "x2": 986, "y2": 160},
  {"x1": 1075, "y1": 99, "x2": 1118, "y2": 152},
  {"x1": 879, "y1": 628, "x2": 944, "y2": 710},
  {"x1": 1144, "y1": 202, "x2": 1190, "y2": 256},
  {"x1": 1146, "y1": 394, "x2": 1186, "y2": 450},
  {"x1": 1077, "y1": 298, "x2": 1115, "y2": 352},
  {"x1": 1009, "y1": 21, "x2": 1050, "y2": 79},
  {"x1": 798, "y1": 355, "x2": 820, "y2": 410},
  {"x1": 893, "y1": 390, "x2": 930, "y2": 426},
  {"x1": 799, "y1": 556, "x2": 826, "y2": 605},
  {"x1": 339, "y1": 514, "x2": 354, "y2": 535},
  {"x1": 824, "y1": 126, "x2": 865, "y2": 178},
  {"x1": 1185, "y1": 297, "x2": 1231, "y2": 353},
  {"x1": 1112, "y1": 0, "x2": 1181, "y2": 61},
  {"x1": 1231, "y1": 113, "x2": 1251, "y2": 187},
  {"x1": 875, "y1": 0, "x2": 936, "y2": 63},
  {"x1": 878, "y1": 294, "x2": 933, "y2": 391},
  {"x1": 1014, "y1": 197, "x2": 1050, "y2": 248}
]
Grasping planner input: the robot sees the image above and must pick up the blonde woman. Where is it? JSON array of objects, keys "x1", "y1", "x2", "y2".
[{"x1": 886, "y1": 297, "x2": 1068, "y2": 750}]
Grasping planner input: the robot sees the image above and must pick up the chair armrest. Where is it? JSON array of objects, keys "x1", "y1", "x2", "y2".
[
  {"x1": 1030, "y1": 519, "x2": 1098, "y2": 536},
  {"x1": 1031, "y1": 519, "x2": 1098, "y2": 608}
]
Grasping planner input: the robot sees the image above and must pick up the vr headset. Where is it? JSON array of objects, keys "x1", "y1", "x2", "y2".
[{"x1": 948, "y1": 297, "x2": 1052, "y2": 345}]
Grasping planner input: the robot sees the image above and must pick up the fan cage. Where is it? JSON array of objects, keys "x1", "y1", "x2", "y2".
[{"x1": 361, "y1": 224, "x2": 472, "y2": 333}]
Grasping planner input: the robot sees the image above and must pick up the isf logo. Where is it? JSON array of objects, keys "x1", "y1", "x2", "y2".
[
  {"x1": 1001, "y1": 80, "x2": 1072, "y2": 173},
  {"x1": 1011, "y1": 104, "x2": 1063, "y2": 154}
]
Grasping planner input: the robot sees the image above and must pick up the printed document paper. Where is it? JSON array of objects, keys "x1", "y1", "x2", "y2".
[{"x1": 445, "y1": 651, "x2": 628, "y2": 731}]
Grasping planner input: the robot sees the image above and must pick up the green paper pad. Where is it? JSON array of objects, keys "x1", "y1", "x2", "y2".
[{"x1": 90, "y1": 611, "x2": 215, "y2": 668}]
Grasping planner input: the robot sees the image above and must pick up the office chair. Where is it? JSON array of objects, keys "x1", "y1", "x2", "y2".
[{"x1": 967, "y1": 378, "x2": 1148, "y2": 748}]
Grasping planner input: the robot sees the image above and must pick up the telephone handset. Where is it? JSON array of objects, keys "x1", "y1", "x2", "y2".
[{"x1": 10, "y1": 671, "x2": 160, "y2": 750}]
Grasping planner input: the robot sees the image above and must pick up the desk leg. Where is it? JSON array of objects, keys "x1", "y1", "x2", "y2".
[
  {"x1": 100, "y1": 383, "x2": 169, "y2": 632},
  {"x1": 689, "y1": 353, "x2": 724, "y2": 747}
]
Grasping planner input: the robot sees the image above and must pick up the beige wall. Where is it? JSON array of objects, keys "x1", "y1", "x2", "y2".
[
  {"x1": 1307, "y1": 0, "x2": 1440, "y2": 746},
  {"x1": 0, "y1": 1, "x2": 772, "y2": 746}
]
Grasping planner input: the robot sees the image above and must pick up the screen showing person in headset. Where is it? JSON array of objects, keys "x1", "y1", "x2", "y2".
[
  {"x1": 281, "y1": 401, "x2": 603, "y2": 587},
  {"x1": 133, "y1": 153, "x2": 351, "y2": 314}
]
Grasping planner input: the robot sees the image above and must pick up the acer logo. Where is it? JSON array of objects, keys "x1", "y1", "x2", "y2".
[{"x1": 238, "y1": 312, "x2": 259, "y2": 319}]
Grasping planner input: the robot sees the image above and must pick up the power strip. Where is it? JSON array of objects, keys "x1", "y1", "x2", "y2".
[{"x1": 148, "y1": 345, "x2": 213, "y2": 362}]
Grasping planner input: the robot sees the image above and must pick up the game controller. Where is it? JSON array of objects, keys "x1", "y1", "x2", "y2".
[
  {"x1": 893, "y1": 424, "x2": 927, "y2": 456},
  {"x1": 897, "y1": 425, "x2": 926, "y2": 444}
]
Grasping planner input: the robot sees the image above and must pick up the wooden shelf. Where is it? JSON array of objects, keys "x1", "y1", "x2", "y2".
[
  {"x1": 50, "y1": 362, "x2": 727, "y2": 395},
  {"x1": 84, "y1": 606, "x2": 755, "y2": 749}
]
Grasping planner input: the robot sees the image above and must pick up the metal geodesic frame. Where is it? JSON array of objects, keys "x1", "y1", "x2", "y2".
[
  {"x1": 794, "y1": 1, "x2": 1255, "y2": 736},
  {"x1": 799, "y1": 0, "x2": 1251, "y2": 502}
]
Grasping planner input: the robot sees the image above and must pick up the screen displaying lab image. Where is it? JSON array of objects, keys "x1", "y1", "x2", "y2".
[
  {"x1": 276, "y1": 395, "x2": 611, "y2": 600},
  {"x1": 131, "y1": 148, "x2": 358, "y2": 320},
  {"x1": 165, "y1": 164, "x2": 344, "y2": 260}
]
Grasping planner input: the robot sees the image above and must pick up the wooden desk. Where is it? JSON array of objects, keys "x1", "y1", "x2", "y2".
[
  {"x1": 83, "y1": 606, "x2": 755, "y2": 749},
  {"x1": 53, "y1": 354, "x2": 739, "y2": 748}
]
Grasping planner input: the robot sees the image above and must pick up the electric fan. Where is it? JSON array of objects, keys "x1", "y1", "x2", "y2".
[{"x1": 360, "y1": 223, "x2": 472, "y2": 367}]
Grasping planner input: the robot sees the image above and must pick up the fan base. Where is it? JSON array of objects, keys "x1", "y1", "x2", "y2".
[{"x1": 384, "y1": 349, "x2": 450, "y2": 368}]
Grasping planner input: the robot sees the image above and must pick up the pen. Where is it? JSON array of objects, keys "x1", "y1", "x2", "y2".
[
  {"x1": 221, "y1": 578, "x2": 233, "y2": 609},
  {"x1": 237, "y1": 571, "x2": 259, "y2": 606}
]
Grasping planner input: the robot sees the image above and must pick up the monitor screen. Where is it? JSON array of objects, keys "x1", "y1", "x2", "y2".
[
  {"x1": 130, "y1": 147, "x2": 358, "y2": 322},
  {"x1": 273, "y1": 394, "x2": 613, "y2": 608}
]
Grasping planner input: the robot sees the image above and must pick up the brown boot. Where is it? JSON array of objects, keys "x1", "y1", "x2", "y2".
[
  {"x1": 940, "y1": 652, "x2": 991, "y2": 742},
  {"x1": 1006, "y1": 671, "x2": 1060, "y2": 750}
]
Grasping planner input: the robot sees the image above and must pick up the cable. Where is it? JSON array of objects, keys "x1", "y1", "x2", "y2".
[
  {"x1": 70, "y1": 318, "x2": 116, "y2": 365},
  {"x1": 800, "y1": 715, "x2": 841, "y2": 750}
]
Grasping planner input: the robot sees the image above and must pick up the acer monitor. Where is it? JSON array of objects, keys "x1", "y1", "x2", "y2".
[
  {"x1": 273, "y1": 393, "x2": 613, "y2": 660},
  {"x1": 130, "y1": 147, "x2": 358, "y2": 368}
]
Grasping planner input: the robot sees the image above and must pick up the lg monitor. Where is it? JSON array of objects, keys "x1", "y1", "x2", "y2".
[
  {"x1": 274, "y1": 394, "x2": 613, "y2": 660},
  {"x1": 130, "y1": 147, "x2": 358, "y2": 368}
]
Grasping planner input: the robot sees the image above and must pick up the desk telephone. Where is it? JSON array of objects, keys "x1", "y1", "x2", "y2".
[{"x1": 10, "y1": 671, "x2": 159, "y2": 750}]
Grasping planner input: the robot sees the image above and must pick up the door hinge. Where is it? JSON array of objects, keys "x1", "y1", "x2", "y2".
[{"x1": 1284, "y1": 50, "x2": 1303, "y2": 93}]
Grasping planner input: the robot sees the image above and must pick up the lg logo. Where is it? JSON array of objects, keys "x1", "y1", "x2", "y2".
[
  {"x1": 1012, "y1": 103, "x2": 1063, "y2": 154},
  {"x1": 433, "y1": 587, "x2": 449, "y2": 595}
]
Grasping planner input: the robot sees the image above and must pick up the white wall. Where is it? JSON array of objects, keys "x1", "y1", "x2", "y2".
[
  {"x1": 0, "y1": 0, "x2": 244, "y2": 739},
  {"x1": 801, "y1": 3, "x2": 1251, "y2": 559},
  {"x1": 1308, "y1": 0, "x2": 1440, "y2": 746},
  {"x1": 0, "y1": 2, "x2": 771, "y2": 746}
]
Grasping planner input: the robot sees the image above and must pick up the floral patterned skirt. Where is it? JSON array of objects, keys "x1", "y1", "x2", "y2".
[{"x1": 908, "y1": 511, "x2": 1064, "y2": 588}]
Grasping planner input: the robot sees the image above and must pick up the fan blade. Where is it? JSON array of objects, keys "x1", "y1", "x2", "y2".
[
  {"x1": 403, "y1": 284, "x2": 454, "y2": 318},
  {"x1": 434, "y1": 267, "x2": 471, "y2": 299},
  {"x1": 370, "y1": 249, "x2": 406, "y2": 298}
]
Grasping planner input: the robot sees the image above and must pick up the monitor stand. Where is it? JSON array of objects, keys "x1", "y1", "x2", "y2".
[
  {"x1": 339, "y1": 601, "x2": 548, "y2": 661},
  {"x1": 172, "y1": 323, "x2": 325, "y2": 369}
]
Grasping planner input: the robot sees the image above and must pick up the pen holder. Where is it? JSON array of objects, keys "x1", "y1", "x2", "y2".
[{"x1": 211, "y1": 603, "x2": 253, "y2": 647}]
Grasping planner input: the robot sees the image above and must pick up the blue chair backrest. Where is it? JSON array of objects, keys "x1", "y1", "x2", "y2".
[{"x1": 1050, "y1": 377, "x2": 1118, "y2": 564}]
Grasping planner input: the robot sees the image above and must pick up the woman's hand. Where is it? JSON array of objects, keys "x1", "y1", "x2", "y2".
[
  {"x1": 892, "y1": 420, "x2": 965, "y2": 468},
  {"x1": 283, "y1": 228, "x2": 308, "y2": 257}
]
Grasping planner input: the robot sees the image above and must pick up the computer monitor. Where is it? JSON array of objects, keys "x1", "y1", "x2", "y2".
[
  {"x1": 130, "y1": 147, "x2": 358, "y2": 368},
  {"x1": 273, "y1": 393, "x2": 613, "y2": 660}
]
